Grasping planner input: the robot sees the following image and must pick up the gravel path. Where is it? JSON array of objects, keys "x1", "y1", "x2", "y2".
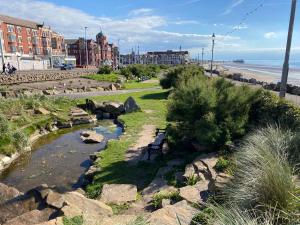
[{"x1": 54, "y1": 87, "x2": 162, "y2": 99}]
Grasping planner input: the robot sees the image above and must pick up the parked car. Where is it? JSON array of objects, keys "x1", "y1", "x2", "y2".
[{"x1": 60, "y1": 64, "x2": 74, "y2": 70}]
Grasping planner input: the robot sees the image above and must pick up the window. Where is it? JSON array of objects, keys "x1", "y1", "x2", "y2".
[
  {"x1": 7, "y1": 34, "x2": 16, "y2": 42},
  {"x1": 18, "y1": 36, "x2": 22, "y2": 43},
  {"x1": 17, "y1": 26, "x2": 22, "y2": 33},
  {"x1": 29, "y1": 47, "x2": 32, "y2": 54},
  {"x1": 18, "y1": 46, "x2": 23, "y2": 54},
  {"x1": 32, "y1": 37, "x2": 39, "y2": 45},
  {"x1": 9, "y1": 44, "x2": 17, "y2": 53},
  {"x1": 28, "y1": 37, "x2": 31, "y2": 44},
  {"x1": 32, "y1": 30, "x2": 38, "y2": 36},
  {"x1": 26, "y1": 28, "x2": 31, "y2": 35},
  {"x1": 42, "y1": 31, "x2": 47, "y2": 37},
  {"x1": 7, "y1": 25, "x2": 14, "y2": 32},
  {"x1": 33, "y1": 47, "x2": 40, "y2": 55}
]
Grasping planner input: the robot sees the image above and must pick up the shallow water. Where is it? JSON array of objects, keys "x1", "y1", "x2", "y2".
[{"x1": 0, "y1": 120, "x2": 122, "y2": 193}]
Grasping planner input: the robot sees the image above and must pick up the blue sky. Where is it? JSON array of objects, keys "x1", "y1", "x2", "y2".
[{"x1": 0, "y1": 0, "x2": 298, "y2": 60}]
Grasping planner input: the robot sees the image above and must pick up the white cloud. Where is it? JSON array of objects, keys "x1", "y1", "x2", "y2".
[
  {"x1": 222, "y1": 0, "x2": 245, "y2": 15},
  {"x1": 233, "y1": 23, "x2": 248, "y2": 30},
  {"x1": 0, "y1": 0, "x2": 240, "y2": 54},
  {"x1": 264, "y1": 32, "x2": 277, "y2": 39},
  {"x1": 171, "y1": 20, "x2": 200, "y2": 25},
  {"x1": 128, "y1": 8, "x2": 154, "y2": 17}
]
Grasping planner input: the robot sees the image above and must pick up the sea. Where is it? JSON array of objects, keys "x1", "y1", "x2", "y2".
[{"x1": 244, "y1": 59, "x2": 300, "y2": 69}]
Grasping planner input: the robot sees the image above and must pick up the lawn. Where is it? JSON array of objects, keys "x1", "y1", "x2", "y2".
[
  {"x1": 82, "y1": 73, "x2": 119, "y2": 83},
  {"x1": 85, "y1": 89, "x2": 169, "y2": 197},
  {"x1": 123, "y1": 80, "x2": 160, "y2": 90}
]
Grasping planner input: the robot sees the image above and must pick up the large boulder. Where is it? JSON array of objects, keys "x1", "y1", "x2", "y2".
[
  {"x1": 61, "y1": 191, "x2": 113, "y2": 225},
  {"x1": 3, "y1": 209, "x2": 55, "y2": 225},
  {"x1": 80, "y1": 131, "x2": 104, "y2": 143},
  {"x1": 149, "y1": 200, "x2": 198, "y2": 225},
  {"x1": 35, "y1": 107, "x2": 50, "y2": 115},
  {"x1": 179, "y1": 180, "x2": 210, "y2": 205},
  {"x1": 103, "y1": 102, "x2": 124, "y2": 116},
  {"x1": 100, "y1": 184, "x2": 137, "y2": 204},
  {"x1": 46, "y1": 190, "x2": 65, "y2": 209},
  {"x1": 0, "y1": 183, "x2": 21, "y2": 203},
  {"x1": 124, "y1": 97, "x2": 141, "y2": 113}
]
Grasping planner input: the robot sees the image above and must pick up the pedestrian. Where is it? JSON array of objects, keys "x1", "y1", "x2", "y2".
[
  {"x1": 7, "y1": 62, "x2": 11, "y2": 71},
  {"x1": 1, "y1": 63, "x2": 6, "y2": 75}
]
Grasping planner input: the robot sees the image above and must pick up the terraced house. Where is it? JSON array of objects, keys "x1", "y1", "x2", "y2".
[{"x1": 0, "y1": 14, "x2": 68, "y2": 69}]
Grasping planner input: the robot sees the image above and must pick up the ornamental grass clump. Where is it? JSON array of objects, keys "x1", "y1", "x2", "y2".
[{"x1": 224, "y1": 126, "x2": 299, "y2": 223}]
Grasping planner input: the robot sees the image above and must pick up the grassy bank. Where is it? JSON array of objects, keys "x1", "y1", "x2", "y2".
[
  {"x1": 124, "y1": 79, "x2": 160, "y2": 90},
  {"x1": 81, "y1": 73, "x2": 119, "y2": 83},
  {"x1": 85, "y1": 89, "x2": 169, "y2": 197},
  {"x1": 0, "y1": 96, "x2": 76, "y2": 155}
]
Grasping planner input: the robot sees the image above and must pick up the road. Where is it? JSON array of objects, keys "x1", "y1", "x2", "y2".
[{"x1": 55, "y1": 87, "x2": 162, "y2": 99}]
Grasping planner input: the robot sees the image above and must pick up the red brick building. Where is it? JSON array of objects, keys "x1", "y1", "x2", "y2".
[
  {"x1": 66, "y1": 32, "x2": 118, "y2": 68},
  {"x1": 0, "y1": 15, "x2": 66, "y2": 63}
]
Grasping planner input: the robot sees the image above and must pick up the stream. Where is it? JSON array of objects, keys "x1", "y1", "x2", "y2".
[{"x1": 0, "y1": 120, "x2": 122, "y2": 193}]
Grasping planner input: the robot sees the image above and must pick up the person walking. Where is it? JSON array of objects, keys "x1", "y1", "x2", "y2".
[{"x1": 1, "y1": 63, "x2": 6, "y2": 75}]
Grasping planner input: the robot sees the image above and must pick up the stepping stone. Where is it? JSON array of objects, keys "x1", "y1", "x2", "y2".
[{"x1": 99, "y1": 184, "x2": 137, "y2": 204}]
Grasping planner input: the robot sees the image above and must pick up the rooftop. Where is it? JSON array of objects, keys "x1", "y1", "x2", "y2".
[{"x1": 0, "y1": 14, "x2": 42, "y2": 29}]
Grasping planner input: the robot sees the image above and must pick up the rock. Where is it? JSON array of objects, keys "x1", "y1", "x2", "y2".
[
  {"x1": 46, "y1": 190, "x2": 65, "y2": 209},
  {"x1": 62, "y1": 191, "x2": 113, "y2": 225},
  {"x1": 109, "y1": 84, "x2": 117, "y2": 91},
  {"x1": 1, "y1": 91, "x2": 17, "y2": 98},
  {"x1": 232, "y1": 73, "x2": 242, "y2": 81},
  {"x1": 179, "y1": 180, "x2": 210, "y2": 205},
  {"x1": 149, "y1": 200, "x2": 198, "y2": 225},
  {"x1": 56, "y1": 121, "x2": 72, "y2": 129},
  {"x1": 100, "y1": 184, "x2": 137, "y2": 204},
  {"x1": 249, "y1": 78, "x2": 257, "y2": 84},
  {"x1": 3, "y1": 209, "x2": 55, "y2": 225},
  {"x1": 84, "y1": 166, "x2": 101, "y2": 181},
  {"x1": 103, "y1": 102, "x2": 124, "y2": 116},
  {"x1": 99, "y1": 215, "x2": 136, "y2": 225},
  {"x1": 80, "y1": 131, "x2": 104, "y2": 143},
  {"x1": 36, "y1": 217, "x2": 63, "y2": 225},
  {"x1": 0, "y1": 183, "x2": 21, "y2": 203},
  {"x1": 161, "y1": 199, "x2": 171, "y2": 207},
  {"x1": 114, "y1": 83, "x2": 122, "y2": 90},
  {"x1": 124, "y1": 97, "x2": 141, "y2": 113},
  {"x1": 213, "y1": 173, "x2": 232, "y2": 191}
]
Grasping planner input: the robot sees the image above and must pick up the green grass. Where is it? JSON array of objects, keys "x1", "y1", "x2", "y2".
[
  {"x1": 63, "y1": 216, "x2": 83, "y2": 225},
  {"x1": 0, "y1": 96, "x2": 77, "y2": 155},
  {"x1": 82, "y1": 73, "x2": 119, "y2": 83},
  {"x1": 124, "y1": 80, "x2": 160, "y2": 90},
  {"x1": 152, "y1": 190, "x2": 182, "y2": 209},
  {"x1": 110, "y1": 203, "x2": 130, "y2": 215},
  {"x1": 85, "y1": 89, "x2": 169, "y2": 197}
]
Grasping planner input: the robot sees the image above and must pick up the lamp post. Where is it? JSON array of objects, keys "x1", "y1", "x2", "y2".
[
  {"x1": 279, "y1": 0, "x2": 297, "y2": 98},
  {"x1": 201, "y1": 47, "x2": 204, "y2": 67},
  {"x1": 84, "y1": 27, "x2": 88, "y2": 68},
  {"x1": 210, "y1": 33, "x2": 215, "y2": 77}
]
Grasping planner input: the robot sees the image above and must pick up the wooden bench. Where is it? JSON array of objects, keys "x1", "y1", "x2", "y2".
[{"x1": 147, "y1": 128, "x2": 166, "y2": 160}]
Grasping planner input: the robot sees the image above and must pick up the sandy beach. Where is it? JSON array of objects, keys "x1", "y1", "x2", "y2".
[{"x1": 204, "y1": 62, "x2": 300, "y2": 85}]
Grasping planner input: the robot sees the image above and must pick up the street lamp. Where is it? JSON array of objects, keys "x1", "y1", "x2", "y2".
[
  {"x1": 210, "y1": 33, "x2": 215, "y2": 77},
  {"x1": 84, "y1": 27, "x2": 88, "y2": 68}
]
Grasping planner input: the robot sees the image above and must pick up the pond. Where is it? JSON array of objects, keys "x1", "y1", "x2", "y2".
[{"x1": 0, "y1": 120, "x2": 122, "y2": 193}]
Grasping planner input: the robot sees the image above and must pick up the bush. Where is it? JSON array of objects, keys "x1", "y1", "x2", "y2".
[
  {"x1": 224, "y1": 126, "x2": 299, "y2": 223},
  {"x1": 98, "y1": 65, "x2": 112, "y2": 74},
  {"x1": 152, "y1": 190, "x2": 182, "y2": 208},
  {"x1": 167, "y1": 76, "x2": 256, "y2": 147},
  {"x1": 160, "y1": 65, "x2": 204, "y2": 89},
  {"x1": 120, "y1": 64, "x2": 160, "y2": 79},
  {"x1": 62, "y1": 216, "x2": 83, "y2": 225},
  {"x1": 126, "y1": 216, "x2": 149, "y2": 225},
  {"x1": 214, "y1": 157, "x2": 230, "y2": 173},
  {"x1": 186, "y1": 174, "x2": 200, "y2": 186},
  {"x1": 191, "y1": 208, "x2": 214, "y2": 225}
]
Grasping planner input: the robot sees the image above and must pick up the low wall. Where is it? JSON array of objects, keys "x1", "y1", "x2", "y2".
[{"x1": 0, "y1": 68, "x2": 97, "y2": 85}]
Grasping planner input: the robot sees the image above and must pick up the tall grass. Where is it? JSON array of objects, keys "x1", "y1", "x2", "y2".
[{"x1": 223, "y1": 126, "x2": 299, "y2": 223}]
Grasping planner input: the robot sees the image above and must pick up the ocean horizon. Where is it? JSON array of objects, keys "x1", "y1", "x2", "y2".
[{"x1": 237, "y1": 59, "x2": 300, "y2": 69}]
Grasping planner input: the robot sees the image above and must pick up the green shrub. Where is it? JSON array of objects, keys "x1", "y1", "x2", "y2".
[
  {"x1": 98, "y1": 65, "x2": 112, "y2": 74},
  {"x1": 12, "y1": 129, "x2": 28, "y2": 151},
  {"x1": 120, "y1": 65, "x2": 160, "y2": 79},
  {"x1": 186, "y1": 174, "x2": 199, "y2": 186},
  {"x1": 110, "y1": 203, "x2": 130, "y2": 215},
  {"x1": 85, "y1": 183, "x2": 103, "y2": 199},
  {"x1": 160, "y1": 65, "x2": 204, "y2": 89},
  {"x1": 191, "y1": 207, "x2": 214, "y2": 225},
  {"x1": 63, "y1": 216, "x2": 83, "y2": 225},
  {"x1": 127, "y1": 216, "x2": 149, "y2": 225},
  {"x1": 152, "y1": 190, "x2": 182, "y2": 208},
  {"x1": 214, "y1": 157, "x2": 230, "y2": 173},
  {"x1": 167, "y1": 76, "x2": 256, "y2": 147},
  {"x1": 225, "y1": 126, "x2": 299, "y2": 222}
]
